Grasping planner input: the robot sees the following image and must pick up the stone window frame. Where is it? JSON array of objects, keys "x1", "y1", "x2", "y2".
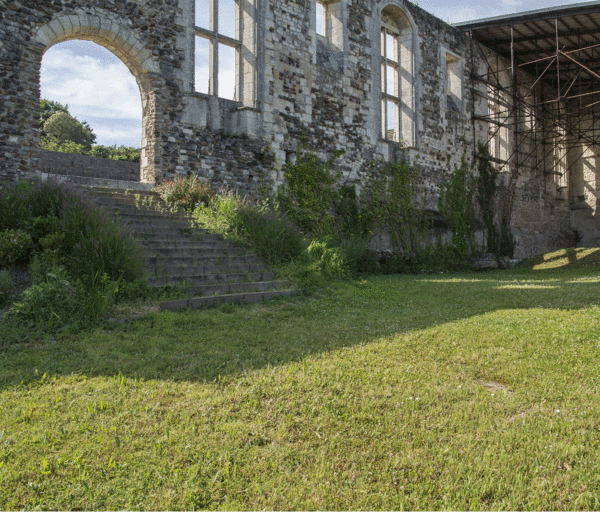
[
  {"x1": 195, "y1": 0, "x2": 243, "y2": 101},
  {"x1": 443, "y1": 48, "x2": 463, "y2": 113},
  {"x1": 312, "y1": 0, "x2": 347, "y2": 73},
  {"x1": 315, "y1": 0, "x2": 344, "y2": 48},
  {"x1": 379, "y1": 3, "x2": 416, "y2": 148}
]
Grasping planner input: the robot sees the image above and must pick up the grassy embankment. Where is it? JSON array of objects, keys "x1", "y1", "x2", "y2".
[{"x1": 1, "y1": 248, "x2": 600, "y2": 509}]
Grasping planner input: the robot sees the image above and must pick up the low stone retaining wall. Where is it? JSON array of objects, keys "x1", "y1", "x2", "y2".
[{"x1": 39, "y1": 150, "x2": 140, "y2": 182}]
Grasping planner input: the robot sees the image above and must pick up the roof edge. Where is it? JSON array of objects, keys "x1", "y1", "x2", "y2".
[{"x1": 454, "y1": 0, "x2": 600, "y2": 30}]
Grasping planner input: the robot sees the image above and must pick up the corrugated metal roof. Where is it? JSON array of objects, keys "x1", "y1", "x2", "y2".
[{"x1": 454, "y1": 1, "x2": 600, "y2": 91}]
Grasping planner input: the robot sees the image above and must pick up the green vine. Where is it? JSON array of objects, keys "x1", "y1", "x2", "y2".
[
  {"x1": 438, "y1": 144, "x2": 516, "y2": 258},
  {"x1": 437, "y1": 155, "x2": 476, "y2": 258},
  {"x1": 276, "y1": 147, "x2": 345, "y2": 235},
  {"x1": 476, "y1": 142, "x2": 499, "y2": 254},
  {"x1": 367, "y1": 158, "x2": 426, "y2": 258}
]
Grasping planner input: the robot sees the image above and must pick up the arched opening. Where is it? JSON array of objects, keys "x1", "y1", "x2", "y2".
[
  {"x1": 40, "y1": 40, "x2": 143, "y2": 178},
  {"x1": 33, "y1": 14, "x2": 160, "y2": 182},
  {"x1": 380, "y1": 4, "x2": 415, "y2": 147}
]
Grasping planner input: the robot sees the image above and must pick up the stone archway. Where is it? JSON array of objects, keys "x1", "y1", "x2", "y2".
[{"x1": 32, "y1": 9, "x2": 161, "y2": 183}]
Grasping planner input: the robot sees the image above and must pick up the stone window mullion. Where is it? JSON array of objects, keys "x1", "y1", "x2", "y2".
[{"x1": 209, "y1": 0, "x2": 219, "y2": 96}]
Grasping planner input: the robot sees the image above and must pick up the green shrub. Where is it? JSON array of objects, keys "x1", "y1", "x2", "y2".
[
  {"x1": 0, "y1": 229, "x2": 34, "y2": 267},
  {"x1": 7, "y1": 266, "x2": 80, "y2": 330},
  {"x1": 194, "y1": 189, "x2": 305, "y2": 264},
  {"x1": 0, "y1": 269, "x2": 12, "y2": 306},
  {"x1": 276, "y1": 147, "x2": 345, "y2": 236},
  {"x1": 306, "y1": 239, "x2": 348, "y2": 278},
  {"x1": 155, "y1": 175, "x2": 214, "y2": 212},
  {"x1": 6, "y1": 264, "x2": 119, "y2": 331},
  {"x1": 60, "y1": 193, "x2": 143, "y2": 285}
]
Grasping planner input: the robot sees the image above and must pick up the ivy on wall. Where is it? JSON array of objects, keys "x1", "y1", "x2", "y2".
[
  {"x1": 272, "y1": 142, "x2": 516, "y2": 269},
  {"x1": 438, "y1": 155, "x2": 476, "y2": 258},
  {"x1": 366, "y1": 158, "x2": 427, "y2": 259},
  {"x1": 438, "y1": 143, "x2": 516, "y2": 258}
]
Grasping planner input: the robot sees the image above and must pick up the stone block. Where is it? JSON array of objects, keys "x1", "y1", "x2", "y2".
[{"x1": 160, "y1": 299, "x2": 189, "y2": 310}]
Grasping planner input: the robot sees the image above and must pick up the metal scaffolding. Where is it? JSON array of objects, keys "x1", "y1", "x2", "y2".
[{"x1": 456, "y1": 1, "x2": 600, "y2": 212}]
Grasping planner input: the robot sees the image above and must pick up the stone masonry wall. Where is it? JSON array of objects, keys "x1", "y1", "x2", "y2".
[
  {"x1": 39, "y1": 150, "x2": 140, "y2": 182},
  {"x1": 0, "y1": 0, "x2": 581, "y2": 258}
]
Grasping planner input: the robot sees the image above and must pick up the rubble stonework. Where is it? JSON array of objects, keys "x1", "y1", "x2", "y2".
[
  {"x1": 0, "y1": 0, "x2": 585, "y2": 257},
  {"x1": 39, "y1": 150, "x2": 140, "y2": 182}
]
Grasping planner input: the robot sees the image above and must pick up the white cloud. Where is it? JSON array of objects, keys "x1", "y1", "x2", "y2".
[{"x1": 40, "y1": 42, "x2": 142, "y2": 148}]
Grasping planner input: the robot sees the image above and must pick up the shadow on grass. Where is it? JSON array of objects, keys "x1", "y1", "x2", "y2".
[
  {"x1": 520, "y1": 247, "x2": 600, "y2": 270},
  {"x1": 1, "y1": 267, "x2": 599, "y2": 390}
]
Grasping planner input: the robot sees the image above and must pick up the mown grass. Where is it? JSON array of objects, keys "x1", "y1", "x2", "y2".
[{"x1": 2, "y1": 264, "x2": 600, "y2": 509}]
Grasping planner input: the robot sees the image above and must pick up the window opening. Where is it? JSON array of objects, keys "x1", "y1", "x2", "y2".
[
  {"x1": 380, "y1": 6, "x2": 414, "y2": 146},
  {"x1": 488, "y1": 86, "x2": 509, "y2": 167},
  {"x1": 195, "y1": 0, "x2": 241, "y2": 100},
  {"x1": 446, "y1": 52, "x2": 462, "y2": 112},
  {"x1": 316, "y1": 1, "x2": 325, "y2": 36}
]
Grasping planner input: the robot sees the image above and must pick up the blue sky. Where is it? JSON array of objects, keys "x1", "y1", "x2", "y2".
[{"x1": 40, "y1": 0, "x2": 584, "y2": 149}]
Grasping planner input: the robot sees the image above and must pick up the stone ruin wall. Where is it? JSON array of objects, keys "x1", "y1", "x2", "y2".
[
  {"x1": 39, "y1": 150, "x2": 140, "y2": 182},
  {"x1": 0, "y1": 0, "x2": 581, "y2": 258}
]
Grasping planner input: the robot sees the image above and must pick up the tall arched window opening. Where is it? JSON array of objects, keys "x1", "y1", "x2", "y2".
[
  {"x1": 381, "y1": 5, "x2": 415, "y2": 147},
  {"x1": 40, "y1": 40, "x2": 142, "y2": 156}
]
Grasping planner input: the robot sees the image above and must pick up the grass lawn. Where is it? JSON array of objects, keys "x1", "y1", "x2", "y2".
[{"x1": 2, "y1": 254, "x2": 600, "y2": 509}]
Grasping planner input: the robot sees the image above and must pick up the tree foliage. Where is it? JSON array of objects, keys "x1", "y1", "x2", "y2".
[
  {"x1": 39, "y1": 99, "x2": 140, "y2": 162},
  {"x1": 43, "y1": 111, "x2": 96, "y2": 149}
]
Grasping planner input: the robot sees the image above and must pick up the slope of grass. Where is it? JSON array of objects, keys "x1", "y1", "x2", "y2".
[{"x1": 2, "y1": 264, "x2": 600, "y2": 509}]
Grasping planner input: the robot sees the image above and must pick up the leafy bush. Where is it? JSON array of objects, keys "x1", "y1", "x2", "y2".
[
  {"x1": 194, "y1": 189, "x2": 305, "y2": 264},
  {"x1": 276, "y1": 147, "x2": 345, "y2": 236},
  {"x1": 0, "y1": 269, "x2": 12, "y2": 306},
  {"x1": 0, "y1": 179, "x2": 143, "y2": 285},
  {"x1": 6, "y1": 263, "x2": 119, "y2": 331},
  {"x1": 306, "y1": 239, "x2": 348, "y2": 278},
  {"x1": 60, "y1": 192, "x2": 143, "y2": 285},
  {"x1": 7, "y1": 265, "x2": 80, "y2": 330},
  {"x1": 155, "y1": 175, "x2": 214, "y2": 212},
  {"x1": 0, "y1": 229, "x2": 34, "y2": 267}
]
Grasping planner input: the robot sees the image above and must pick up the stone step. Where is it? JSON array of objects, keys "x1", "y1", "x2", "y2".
[
  {"x1": 102, "y1": 205, "x2": 190, "y2": 219},
  {"x1": 142, "y1": 246, "x2": 245, "y2": 258},
  {"x1": 143, "y1": 254, "x2": 260, "y2": 267},
  {"x1": 140, "y1": 239, "x2": 237, "y2": 250},
  {"x1": 73, "y1": 182, "x2": 302, "y2": 309},
  {"x1": 137, "y1": 232, "x2": 224, "y2": 243},
  {"x1": 170, "y1": 279, "x2": 291, "y2": 297},
  {"x1": 147, "y1": 271, "x2": 277, "y2": 287},
  {"x1": 54, "y1": 176, "x2": 156, "y2": 191},
  {"x1": 122, "y1": 218, "x2": 195, "y2": 229},
  {"x1": 160, "y1": 289, "x2": 300, "y2": 310},
  {"x1": 145, "y1": 261, "x2": 268, "y2": 277},
  {"x1": 127, "y1": 226, "x2": 205, "y2": 236},
  {"x1": 86, "y1": 186, "x2": 160, "y2": 197}
]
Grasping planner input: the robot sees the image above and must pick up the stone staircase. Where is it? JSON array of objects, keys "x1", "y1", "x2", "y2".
[{"x1": 84, "y1": 184, "x2": 299, "y2": 310}]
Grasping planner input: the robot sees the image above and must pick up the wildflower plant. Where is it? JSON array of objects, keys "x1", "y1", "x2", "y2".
[{"x1": 154, "y1": 175, "x2": 214, "y2": 212}]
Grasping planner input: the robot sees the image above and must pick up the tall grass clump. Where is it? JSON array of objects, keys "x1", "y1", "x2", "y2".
[
  {"x1": 0, "y1": 179, "x2": 144, "y2": 332},
  {"x1": 193, "y1": 189, "x2": 305, "y2": 265},
  {"x1": 0, "y1": 179, "x2": 143, "y2": 284},
  {"x1": 59, "y1": 192, "x2": 143, "y2": 284}
]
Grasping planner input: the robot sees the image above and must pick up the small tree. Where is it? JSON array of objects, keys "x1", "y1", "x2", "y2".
[
  {"x1": 40, "y1": 99, "x2": 69, "y2": 137},
  {"x1": 44, "y1": 111, "x2": 96, "y2": 149}
]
